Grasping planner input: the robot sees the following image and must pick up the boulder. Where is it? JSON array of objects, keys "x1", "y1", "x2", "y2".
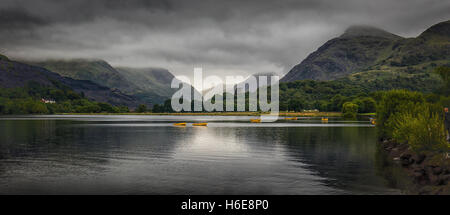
[{"x1": 432, "y1": 167, "x2": 443, "y2": 175}]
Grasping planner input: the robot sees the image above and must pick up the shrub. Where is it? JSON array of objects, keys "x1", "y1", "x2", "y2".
[
  {"x1": 391, "y1": 103, "x2": 448, "y2": 152},
  {"x1": 376, "y1": 90, "x2": 424, "y2": 138}
]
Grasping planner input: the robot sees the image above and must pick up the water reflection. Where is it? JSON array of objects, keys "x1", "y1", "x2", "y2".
[{"x1": 0, "y1": 116, "x2": 400, "y2": 194}]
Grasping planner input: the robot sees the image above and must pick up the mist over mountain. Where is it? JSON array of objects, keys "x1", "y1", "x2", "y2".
[
  {"x1": 115, "y1": 67, "x2": 179, "y2": 105},
  {"x1": 29, "y1": 59, "x2": 197, "y2": 106},
  {"x1": 31, "y1": 59, "x2": 137, "y2": 93}
]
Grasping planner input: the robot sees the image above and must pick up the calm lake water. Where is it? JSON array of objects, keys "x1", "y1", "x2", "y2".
[{"x1": 0, "y1": 115, "x2": 401, "y2": 194}]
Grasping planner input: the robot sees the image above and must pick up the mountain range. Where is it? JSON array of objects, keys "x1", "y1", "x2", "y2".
[
  {"x1": 1, "y1": 20, "x2": 448, "y2": 109},
  {"x1": 281, "y1": 20, "x2": 450, "y2": 84},
  {"x1": 28, "y1": 59, "x2": 184, "y2": 106}
]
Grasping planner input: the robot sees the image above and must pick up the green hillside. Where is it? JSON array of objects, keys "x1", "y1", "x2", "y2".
[
  {"x1": 30, "y1": 59, "x2": 138, "y2": 94},
  {"x1": 28, "y1": 59, "x2": 199, "y2": 106},
  {"x1": 29, "y1": 59, "x2": 178, "y2": 105},
  {"x1": 0, "y1": 54, "x2": 8, "y2": 61},
  {"x1": 0, "y1": 54, "x2": 136, "y2": 112},
  {"x1": 115, "y1": 67, "x2": 177, "y2": 104}
]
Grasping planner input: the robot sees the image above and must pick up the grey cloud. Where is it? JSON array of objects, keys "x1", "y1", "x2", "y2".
[
  {"x1": 0, "y1": 0, "x2": 449, "y2": 81},
  {"x1": 0, "y1": 7, "x2": 47, "y2": 28}
]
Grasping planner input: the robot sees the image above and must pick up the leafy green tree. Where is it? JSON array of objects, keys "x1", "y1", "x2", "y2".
[
  {"x1": 288, "y1": 94, "x2": 305, "y2": 112},
  {"x1": 118, "y1": 105, "x2": 129, "y2": 113},
  {"x1": 136, "y1": 104, "x2": 147, "y2": 113},
  {"x1": 342, "y1": 102, "x2": 358, "y2": 119},
  {"x1": 353, "y1": 97, "x2": 376, "y2": 113},
  {"x1": 163, "y1": 99, "x2": 173, "y2": 112},
  {"x1": 31, "y1": 102, "x2": 48, "y2": 114},
  {"x1": 331, "y1": 94, "x2": 347, "y2": 111},
  {"x1": 152, "y1": 104, "x2": 162, "y2": 113},
  {"x1": 98, "y1": 102, "x2": 115, "y2": 113},
  {"x1": 434, "y1": 66, "x2": 450, "y2": 95},
  {"x1": 362, "y1": 97, "x2": 376, "y2": 113}
]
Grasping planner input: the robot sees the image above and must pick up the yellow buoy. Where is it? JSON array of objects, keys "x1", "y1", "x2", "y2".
[
  {"x1": 250, "y1": 119, "x2": 261, "y2": 123},
  {"x1": 193, "y1": 123, "x2": 208, "y2": 126},
  {"x1": 321, "y1": 117, "x2": 328, "y2": 121},
  {"x1": 371, "y1": 119, "x2": 376, "y2": 125},
  {"x1": 285, "y1": 117, "x2": 298, "y2": 120},
  {"x1": 174, "y1": 122, "x2": 187, "y2": 126}
]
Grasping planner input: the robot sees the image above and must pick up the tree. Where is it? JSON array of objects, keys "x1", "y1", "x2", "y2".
[
  {"x1": 136, "y1": 104, "x2": 147, "y2": 113},
  {"x1": 353, "y1": 97, "x2": 376, "y2": 113},
  {"x1": 98, "y1": 102, "x2": 115, "y2": 113},
  {"x1": 331, "y1": 94, "x2": 347, "y2": 111},
  {"x1": 288, "y1": 93, "x2": 304, "y2": 112},
  {"x1": 342, "y1": 102, "x2": 358, "y2": 119},
  {"x1": 361, "y1": 97, "x2": 376, "y2": 113},
  {"x1": 435, "y1": 66, "x2": 450, "y2": 95},
  {"x1": 288, "y1": 98, "x2": 304, "y2": 112},
  {"x1": 163, "y1": 99, "x2": 173, "y2": 113},
  {"x1": 31, "y1": 102, "x2": 48, "y2": 114},
  {"x1": 152, "y1": 104, "x2": 162, "y2": 113}
]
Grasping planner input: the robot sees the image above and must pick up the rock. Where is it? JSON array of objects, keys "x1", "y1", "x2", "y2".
[
  {"x1": 445, "y1": 169, "x2": 450, "y2": 174},
  {"x1": 432, "y1": 167, "x2": 443, "y2": 175},
  {"x1": 409, "y1": 157, "x2": 416, "y2": 165},
  {"x1": 418, "y1": 186, "x2": 433, "y2": 194},
  {"x1": 400, "y1": 153, "x2": 412, "y2": 160},
  {"x1": 413, "y1": 169, "x2": 425, "y2": 177},
  {"x1": 402, "y1": 159, "x2": 411, "y2": 166},
  {"x1": 414, "y1": 154, "x2": 426, "y2": 164},
  {"x1": 429, "y1": 174, "x2": 442, "y2": 185},
  {"x1": 441, "y1": 174, "x2": 450, "y2": 184}
]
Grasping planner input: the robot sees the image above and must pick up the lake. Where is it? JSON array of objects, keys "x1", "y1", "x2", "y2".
[{"x1": 0, "y1": 115, "x2": 401, "y2": 194}]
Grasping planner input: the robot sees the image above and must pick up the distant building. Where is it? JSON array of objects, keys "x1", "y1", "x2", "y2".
[{"x1": 41, "y1": 98, "x2": 56, "y2": 104}]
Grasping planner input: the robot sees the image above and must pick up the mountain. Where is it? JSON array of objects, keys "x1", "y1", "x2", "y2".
[
  {"x1": 30, "y1": 59, "x2": 197, "y2": 106},
  {"x1": 0, "y1": 56, "x2": 138, "y2": 107},
  {"x1": 384, "y1": 20, "x2": 450, "y2": 67},
  {"x1": 30, "y1": 59, "x2": 137, "y2": 93},
  {"x1": 0, "y1": 54, "x2": 8, "y2": 61},
  {"x1": 235, "y1": 72, "x2": 279, "y2": 92},
  {"x1": 281, "y1": 20, "x2": 450, "y2": 83},
  {"x1": 282, "y1": 26, "x2": 403, "y2": 82},
  {"x1": 115, "y1": 67, "x2": 178, "y2": 104}
]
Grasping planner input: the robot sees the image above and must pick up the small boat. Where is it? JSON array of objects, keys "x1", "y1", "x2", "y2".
[
  {"x1": 285, "y1": 117, "x2": 298, "y2": 120},
  {"x1": 321, "y1": 117, "x2": 328, "y2": 122},
  {"x1": 193, "y1": 123, "x2": 208, "y2": 126},
  {"x1": 250, "y1": 119, "x2": 261, "y2": 123},
  {"x1": 173, "y1": 122, "x2": 186, "y2": 126}
]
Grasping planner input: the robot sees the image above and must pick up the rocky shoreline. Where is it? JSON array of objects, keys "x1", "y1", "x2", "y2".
[{"x1": 380, "y1": 139, "x2": 450, "y2": 194}]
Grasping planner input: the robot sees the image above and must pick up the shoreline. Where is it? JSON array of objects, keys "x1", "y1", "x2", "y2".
[
  {"x1": 54, "y1": 112, "x2": 347, "y2": 117},
  {"x1": 380, "y1": 139, "x2": 450, "y2": 194}
]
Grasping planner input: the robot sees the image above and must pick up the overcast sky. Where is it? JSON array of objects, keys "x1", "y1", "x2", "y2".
[{"x1": 1, "y1": 0, "x2": 449, "y2": 82}]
